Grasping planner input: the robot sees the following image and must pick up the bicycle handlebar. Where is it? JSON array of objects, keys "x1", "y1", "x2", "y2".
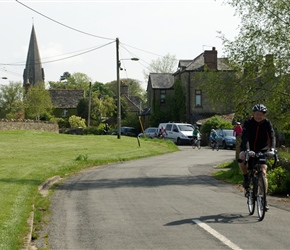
[{"x1": 244, "y1": 149, "x2": 279, "y2": 166}]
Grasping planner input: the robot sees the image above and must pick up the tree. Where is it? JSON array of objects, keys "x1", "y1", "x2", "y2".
[
  {"x1": 49, "y1": 72, "x2": 92, "y2": 93},
  {"x1": 77, "y1": 90, "x2": 116, "y2": 126},
  {"x1": 91, "y1": 81, "x2": 114, "y2": 97},
  {"x1": 24, "y1": 83, "x2": 54, "y2": 120},
  {"x1": 106, "y1": 78, "x2": 145, "y2": 97},
  {"x1": 143, "y1": 53, "x2": 177, "y2": 80},
  {"x1": 0, "y1": 82, "x2": 23, "y2": 119},
  {"x1": 171, "y1": 79, "x2": 186, "y2": 122},
  {"x1": 200, "y1": 0, "x2": 290, "y2": 131}
]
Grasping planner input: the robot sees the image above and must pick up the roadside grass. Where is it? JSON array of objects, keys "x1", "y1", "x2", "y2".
[
  {"x1": 213, "y1": 157, "x2": 290, "y2": 200},
  {"x1": 213, "y1": 160, "x2": 243, "y2": 185},
  {"x1": 0, "y1": 130, "x2": 178, "y2": 249}
]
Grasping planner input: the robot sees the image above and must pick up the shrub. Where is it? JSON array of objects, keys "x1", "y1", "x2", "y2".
[
  {"x1": 69, "y1": 115, "x2": 87, "y2": 128},
  {"x1": 201, "y1": 115, "x2": 233, "y2": 135},
  {"x1": 268, "y1": 166, "x2": 290, "y2": 194}
]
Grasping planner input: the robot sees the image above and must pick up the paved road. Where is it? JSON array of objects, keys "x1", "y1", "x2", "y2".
[{"x1": 47, "y1": 146, "x2": 290, "y2": 250}]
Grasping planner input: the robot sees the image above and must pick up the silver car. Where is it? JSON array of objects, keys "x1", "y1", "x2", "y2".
[{"x1": 138, "y1": 127, "x2": 158, "y2": 138}]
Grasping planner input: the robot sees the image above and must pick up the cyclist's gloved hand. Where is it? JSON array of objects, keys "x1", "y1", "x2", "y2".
[
  {"x1": 268, "y1": 148, "x2": 276, "y2": 156},
  {"x1": 248, "y1": 151, "x2": 255, "y2": 157}
]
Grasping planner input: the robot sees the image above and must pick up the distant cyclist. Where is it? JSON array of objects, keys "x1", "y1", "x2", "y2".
[
  {"x1": 210, "y1": 129, "x2": 218, "y2": 143},
  {"x1": 193, "y1": 126, "x2": 202, "y2": 141},
  {"x1": 158, "y1": 125, "x2": 167, "y2": 138},
  {"x1": 238, "y1": 104, "x2": 276, "y2": 209}
]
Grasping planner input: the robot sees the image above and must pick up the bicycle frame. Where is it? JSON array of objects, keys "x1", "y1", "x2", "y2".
[
  {"x1": 192, "y1": 138, "x2": 201, "y2": 149},
  {"x1": 244, "y1": 150, "x2": 278, "y2": 221}
]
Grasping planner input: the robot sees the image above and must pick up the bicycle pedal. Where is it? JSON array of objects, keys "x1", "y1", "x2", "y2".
[{"x1": 244, "y1": 190, "x2": 250, "y2": 197}]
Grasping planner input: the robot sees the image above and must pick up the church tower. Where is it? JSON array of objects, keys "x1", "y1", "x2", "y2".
[{"x1": 23, "y1": 25, "x2": 45, "y2": 89}]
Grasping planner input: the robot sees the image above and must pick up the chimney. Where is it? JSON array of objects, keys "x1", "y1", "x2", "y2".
[
  {"x1": 120, "y1": 81, "x2": 129, "y2": 96},
  {"x1": 204, "y1": 47, "x2": 217, "y2": 70}
]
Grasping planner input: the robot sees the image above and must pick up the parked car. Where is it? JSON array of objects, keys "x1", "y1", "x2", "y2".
[
  {"x1": 138, "y1": 127, "x2": 158, "y2": 138},
  {"x1": 158, "y1": 122, "x2": 194, "y2": 145},
  {"x1": 111, "y1": 127, "x2": 138, "y2": 137},
  {"x1": 215, "y1": 128, "x2": 236, "y2": 149}
]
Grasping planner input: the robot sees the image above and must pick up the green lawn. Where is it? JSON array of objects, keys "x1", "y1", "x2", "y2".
[{"x1": 0, "y1": 130, "x2": 178, "y2": 249}]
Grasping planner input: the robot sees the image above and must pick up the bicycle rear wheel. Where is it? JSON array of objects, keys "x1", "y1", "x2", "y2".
[
  {"x1": 247, "y1": 174, "x2": 255, "y2": 215},
  {"x1": 256, "y1": 174, "x2": 267, "y2": 221}
]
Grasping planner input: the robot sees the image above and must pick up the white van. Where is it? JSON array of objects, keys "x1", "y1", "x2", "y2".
[{"x1": 158, "y1": 122, "x2": 194, "y2": 145}]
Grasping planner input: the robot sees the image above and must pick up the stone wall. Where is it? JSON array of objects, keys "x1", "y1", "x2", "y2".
[{"x1": 0, "y1": 119, "x2": 59, "y2": 133}]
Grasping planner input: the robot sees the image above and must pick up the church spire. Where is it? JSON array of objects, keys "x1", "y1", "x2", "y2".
[{"x1": 23, "y1": 25, "x2": 45, "y2": 88}]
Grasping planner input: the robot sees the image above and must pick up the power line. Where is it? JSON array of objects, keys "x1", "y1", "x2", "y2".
[
  {"x1": 16, "y1": 0, "x2": 115, "y2": 41},
  {"x1": 0, "y1": 41, "x2": 115, "y2": 66}
]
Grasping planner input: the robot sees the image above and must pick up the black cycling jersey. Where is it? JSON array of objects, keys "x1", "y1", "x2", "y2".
[{"x1": 240, "y1": 117, "x2": 276, "y2": 152}]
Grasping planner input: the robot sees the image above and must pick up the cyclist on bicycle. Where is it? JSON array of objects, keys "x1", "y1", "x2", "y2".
[
  {"x1": 238, "y1": 104, "x2": 276, "y2": 209},
  {"x1": 193, "y1": 126, "x2": 201, "y2": 141},
  {"x1": 210, "y1": 129, "x2": 218, "y2": 143}
]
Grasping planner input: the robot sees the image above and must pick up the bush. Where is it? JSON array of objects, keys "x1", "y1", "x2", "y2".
[
  {"x1": 69, "y1": 115, "x2": 87, "y2": 128},
  {"x1": 268, "y1": 166, "x2": 290, "y2": 194},
  {"x1": 201, "y1": 115, "x2": 233, "y2": 135}
]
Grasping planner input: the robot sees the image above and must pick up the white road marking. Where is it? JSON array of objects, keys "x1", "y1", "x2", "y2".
[{"x1": 192, "y1": 219, "x2": 242, "y2": 250}]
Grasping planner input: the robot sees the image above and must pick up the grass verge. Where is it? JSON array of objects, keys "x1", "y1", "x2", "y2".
[{"x1": 0, "y1": 130, "x2": 178, "y2": 249}]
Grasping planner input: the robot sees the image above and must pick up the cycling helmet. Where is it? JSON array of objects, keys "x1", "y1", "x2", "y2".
[{"x1": 252, "y1": 104, "x2": 267, "y2": 113}]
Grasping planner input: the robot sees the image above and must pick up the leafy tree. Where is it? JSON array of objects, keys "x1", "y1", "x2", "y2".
[
  {"x1": 49, "y1": 72, "x2": 92, "y2": 93},
  {"x1": 106, "y1": 78, "x2": 145, "y2": 98},
  {"x1": 90, "y1": 91, "x2": 116, "y2": 125},
  {"x1": 91, "y1": 81, "x2": 114, "y2": 97},
  {"x1": 171, "y1": 79, "x2": 186, "y2": 122},
  {"x1": 60, "y1": 71, "x2": 71, "y2": 81},
  {"x1": 77, "y1": 91, "x2": 116, "y2": 126},
  {"x1": 199, "y1": 0, "x2": 290, "y2": 132},
  {"x1": 0, "y1": 82, "x2": 23, "y2": 119},
  {"x1": 24, "y1": 83, "x2": 54, "y2": 120},
  {"x1": 143, "y1": 53, "x2": 177, "y2": 80}
]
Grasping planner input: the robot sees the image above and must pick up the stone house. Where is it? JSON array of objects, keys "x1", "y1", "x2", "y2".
[
  {"x1": 142, "y1": 73, "x2": 174, "y2": 127},
  {"x1": 49, "y1": 89, "x2": 84, "y2": 118},
  {"x1": 174, "y1": 47, "x2": 235, "y2": 124},
  {"x1": 144, "y1": 47, "x2": 235, "y2": 127}
]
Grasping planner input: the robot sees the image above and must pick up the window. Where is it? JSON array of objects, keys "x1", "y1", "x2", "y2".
[
  {"x1": 62, "y1": 109, "x2": 68, "y2": 117},
  {"x1": 160, "y1": 90, "x2": 166, "y2": 104},
  {"x1": 195, "y1": 90, "x2": 202, "y2": 107}
]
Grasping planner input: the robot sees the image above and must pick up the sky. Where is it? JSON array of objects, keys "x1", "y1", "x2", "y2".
[{"x1": 0, "y1": 0, "x2": 241, "y2": 90}]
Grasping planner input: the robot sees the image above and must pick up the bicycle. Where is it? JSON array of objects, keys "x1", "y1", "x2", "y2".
[
  {"x1": 244, "y1": 149, "x2": 278, "y2": 221},
  {"x1": 210, "y1": 140, "x2": 219, "y2": 151},
  {"x1": 192, "y1": 134, "x2": 201, "y2": 149}
]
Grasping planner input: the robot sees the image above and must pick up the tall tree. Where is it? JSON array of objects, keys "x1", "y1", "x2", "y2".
[
  {"x1": 0, "y1": 82, "x2": 23, "y2": 119},
  {"x1": 49, "y1": 72, "x2": 92, "y2": 93},
  {"x1": 24, "y1": 83, "x2": 54, "y2": 120},
  {"x1": 201, "y1": 0, "x2": 290, "y2": 131},
  {"x1": 143, "y1": 53, "x2": 177, "y2": 80},
  {"x1": 106, "y1": 78, "x2": 145, "y2": 97}
]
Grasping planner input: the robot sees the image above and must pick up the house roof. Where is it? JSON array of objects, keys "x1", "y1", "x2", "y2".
[
  {"x1": 177, "y1": 54, "x2": 232, "y2": 72},
  {"x1": 149, "y1": 73, "x2": 174, "y2": 89},
  {"x1": 49, "y1": 89, "x2": 84, "y2": 108},
  {"x1": 178, "y1": 60, "x2": 192, "y2": 68}
]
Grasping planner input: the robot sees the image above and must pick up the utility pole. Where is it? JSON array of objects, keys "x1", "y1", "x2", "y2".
[
  {"x1": 116, "y1": 38, "x2": 121, "y2": 139},
  {"x1": 88, "y1": 81, "x2": 92, "y2": 127}
]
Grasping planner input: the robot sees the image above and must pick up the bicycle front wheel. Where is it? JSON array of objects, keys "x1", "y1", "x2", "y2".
[
  {"x1": 197, "y1": 140, "x2": 201, "y2": 149},
  {"x1": 256, "y1": 173, "x2": 267, "y2": 221},
  {"x1": 192, "y1": 140, "x2": 196, "y2": 149},
  {"x1": 247, "y1": 174, "x2": 255, "y2": 215}
]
